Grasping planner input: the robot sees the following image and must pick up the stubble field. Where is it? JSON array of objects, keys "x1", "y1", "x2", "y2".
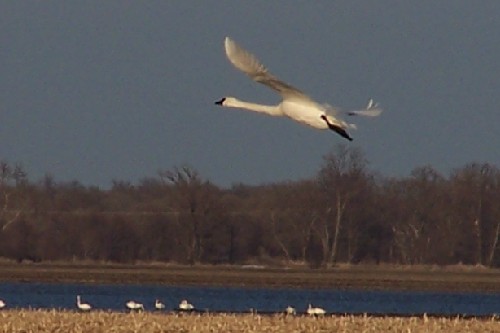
[{"x1": 0, "y1": 310, "x2": 498, "y2": 333}]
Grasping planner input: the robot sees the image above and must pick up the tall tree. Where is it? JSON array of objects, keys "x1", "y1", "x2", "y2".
[
  {"x1": 159, "y1": 165, "x2": 220, "y2": 264},
  {"x1": 316, "y1": 145, "x2": 369, "y2": 267},
  {"x1": 450, "y1": 163, "x2": 500, "y2": 266}
]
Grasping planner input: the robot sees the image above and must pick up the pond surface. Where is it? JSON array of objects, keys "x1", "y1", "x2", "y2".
[{"x1": 0, "y1": 283, "x2": 498, "y2": 316}]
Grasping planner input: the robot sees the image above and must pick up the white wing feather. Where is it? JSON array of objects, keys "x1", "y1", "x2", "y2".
[
  {"x1": 347, "y1": 108, "x2": 383, "y2": 117},
  {"x1": 224, "y1": 37, "x2": 311, "y2": 100},
  {"x1": 347, "y1": 99, "x2": 383, "y2": 117}
]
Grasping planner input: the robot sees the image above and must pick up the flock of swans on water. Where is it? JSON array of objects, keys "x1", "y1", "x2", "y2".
[
  {"x1": 78, "y1": 295, "x2": 325, "y2": 315},
  {"x1": 0, "y1": 296, "x2": 194, "y2": 312},
  {"x1": 0, "y1": 296, "x2": 326, "y2": 316},
  {"x1": 215, "y1": 37, "x2": 382, "y2": 141},
  {"x1": 79, "y1": 295, "x2": 194, "y2": 312}
]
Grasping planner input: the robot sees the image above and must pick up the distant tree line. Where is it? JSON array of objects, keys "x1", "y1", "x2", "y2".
[{"x1": 0, "y1": 145, "x2": 499, "y2": 267}]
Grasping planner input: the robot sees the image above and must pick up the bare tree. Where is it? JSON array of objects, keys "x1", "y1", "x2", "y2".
[
  {"x1": 316, "y1": 145, "x2": 369, "y2": 267},
  {"x1": 0, "y1": 161, "x2": 25, "y2": 231},
  {"x1": 159, "y1": 165, "x2": 219, "y2": 264},
  {"x1": 450, "y1": 163, "x2": 500, "y2": 266}
]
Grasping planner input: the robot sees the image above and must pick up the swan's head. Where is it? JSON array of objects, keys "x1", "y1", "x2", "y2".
[
  {"x1": 215, "y1": 97, "x2": 240, "y2": 106},
  {"x1": 215, "y1": 97, "x2": 226, "y2": 105}
]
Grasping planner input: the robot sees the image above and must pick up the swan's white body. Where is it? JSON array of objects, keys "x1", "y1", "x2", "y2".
[
  {"x1": 306, "y1": 304, "x2": 326, "y2": 316},
  {"x1": 76, "y1": 295, "x2": 91, "y2": 311},
  {"x1": 0, "y1": 300, "x2": 5, "y2": 309},
  {"x1": 155, "y1": 299, "x2": 165, "y2": 310},
  {"x1": 178, "y1": 299, "x2": 194, "y2": 311},
  {"x1": 285, "y1": 305, "x2": 296, "y2": 315},
  {"x1": 126, "y1": 300, "x2": 144, "y2": 311},
  {"x1": 216, "y1": 37, "x2": 382, "y2": 141}
]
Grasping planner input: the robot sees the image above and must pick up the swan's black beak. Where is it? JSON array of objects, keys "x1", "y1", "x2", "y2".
[{"x1": 215, "y1": 98, "x2": 226, "y2": 105}]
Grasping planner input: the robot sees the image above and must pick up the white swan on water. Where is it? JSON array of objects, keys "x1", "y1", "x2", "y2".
[
  {"x1": 306, "y1": 304, "x2": 326, "y2": 316},
  {"x1": 0, "y1": 299, "x2": 5, "y2": 310},
  {"x1": 215, "y1": 37, "x2": 382, "y2": 141},
  {"x1": 285, "y1": 305, "x2": 296, "y2": 315},
  {"x1": 76, "y1": 295, "x2": 91, "y2": 311},
  {"x1": 155, "y1": 299, "x2": 165, "y2": 310},
  {"x1": 178, "y1": 299, "x2": 194, "y2": 311},
  {"x1": 125, "y1": 300, "x2": 144, "y2": 311}
]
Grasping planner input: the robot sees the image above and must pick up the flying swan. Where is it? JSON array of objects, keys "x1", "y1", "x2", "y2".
[{"x1": 215, "y1": 37, "x2": 382, "y2": 141}]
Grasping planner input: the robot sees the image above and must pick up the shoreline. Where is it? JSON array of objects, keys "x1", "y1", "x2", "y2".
[{"x1": 0, "y1": 262, "x2": 499, "y2": 292}]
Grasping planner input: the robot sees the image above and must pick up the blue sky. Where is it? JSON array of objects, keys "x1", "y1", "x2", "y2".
[{"x1": 1, "y1": 2, "x2": 499, "y2": 188}]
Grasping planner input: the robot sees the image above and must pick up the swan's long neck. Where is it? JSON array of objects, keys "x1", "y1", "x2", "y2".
[{"x1": 224, "y1": 98, "x2": 283, "y2": 116}]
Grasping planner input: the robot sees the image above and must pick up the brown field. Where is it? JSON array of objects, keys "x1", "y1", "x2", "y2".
[
  {"x1": 0, "y1": 310, "x2": 498, "y2": 333},
  {"x1": 0, "y1": 262, "x2": 499, "y2": 292}
]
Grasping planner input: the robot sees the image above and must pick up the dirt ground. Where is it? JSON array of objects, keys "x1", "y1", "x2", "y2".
[{"x1": 0, "y1": 262, "x2": 498, "y2": 292}]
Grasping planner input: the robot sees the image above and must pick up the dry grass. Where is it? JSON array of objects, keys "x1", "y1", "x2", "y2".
[{"x1": 0, "y1": 310, "x2": 498, "y2": 333}]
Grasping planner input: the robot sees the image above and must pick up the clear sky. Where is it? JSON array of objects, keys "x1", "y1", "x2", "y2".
[{"x1": 1, "y1": 2, "x2": 499, "y2": 188}]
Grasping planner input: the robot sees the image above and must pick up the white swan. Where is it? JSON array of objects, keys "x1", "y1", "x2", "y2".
[
  {"x1": 285, "y1": 305, "x2": 296, "y2": 315},
  {"x1": 215, "y1": 37, "x2": 382, "y2": 141},
  {"x1": 76, "y1": 295, "x2": 91, "y2": 311},
  {"x1": 155, "y1": 299, "x2": 165, "y2": 310},
  {"x1": 125, "y1": 300, "x2": 144, "y2": 311},
  {"x1": 0, "y1": 299, "x2": 5, "y2": 310},
  {"x1": 306, "y1": 304, "x2": 326, "y2": 316},
  {"x1": 178, "y1": 299, "x2": 194, "y2": 311}
]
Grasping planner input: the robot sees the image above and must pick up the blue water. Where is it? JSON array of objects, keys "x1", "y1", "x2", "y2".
[{"x1": 0, "y1": 283, "x2": 498, "y2": 316}]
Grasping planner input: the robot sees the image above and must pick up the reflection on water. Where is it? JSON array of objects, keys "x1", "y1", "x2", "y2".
[{"x1": 0, "y1": 283, "x2": 498, "y2": 316}]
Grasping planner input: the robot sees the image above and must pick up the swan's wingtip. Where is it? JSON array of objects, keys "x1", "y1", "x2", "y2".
[
  {"x1": 224, "y1": 37, "x2": 234, "y2": 55},
  {"x1": 224, "y1": 36, "x2": 234, "y2": 47}
]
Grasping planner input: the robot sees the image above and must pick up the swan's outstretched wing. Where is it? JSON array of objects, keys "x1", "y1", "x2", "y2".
[
  {"x1": 347, "y1": 108, "x2": 383, "y2": 117},
  {"x1": 224, "y1": 37, "x2": 311, "y2": 100},
  {"x1": 347, "y1": 99, "x2": 383, "y2": 117}
]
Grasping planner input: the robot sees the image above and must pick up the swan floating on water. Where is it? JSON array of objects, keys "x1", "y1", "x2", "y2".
[
  {"x1": 178, "y1": 299, "x2": 194, "y2": 311},
  {"x1": 306, "y1": 304, "x2": 326, "y2": 316},
  {"x1": 215, "y1": 37, "x2": 382, "y2": 141},
  {"x1": 76, "y1": 295, "x2": 91, "y2": 311},
  {"x1": 285, "y1": 305, "x2": 296, "y2": 315},
  {"x1": 125, "y1": 300, "x2": 144, "y2": 311},
  {"x1": 155, "y1": 299, "x2": 165, "y2": 311},
  {"x1": 0, "y1": 299, "x2": 5, "y2": 310}
]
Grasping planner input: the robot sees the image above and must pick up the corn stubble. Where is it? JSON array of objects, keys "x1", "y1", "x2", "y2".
[{"x1": 0, "y1": 310, "x2": 498, "y2": 333}]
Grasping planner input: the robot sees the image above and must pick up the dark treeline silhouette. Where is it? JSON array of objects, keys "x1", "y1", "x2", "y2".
[{"x1": 0, "y1": 145, "x2": 499, "y2": 267}]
